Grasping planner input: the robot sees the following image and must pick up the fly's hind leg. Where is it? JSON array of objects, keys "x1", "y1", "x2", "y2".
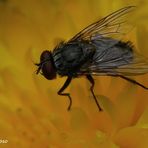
[
  {"x1": 118, "y1": 75, "x2": 148, "y2": 90},
  {"x1": 86, "y1": 75, "x2": 102, "y2": 111},
  {"x1": 58, "y1": 77, "x2": 72, "y2": 111}
]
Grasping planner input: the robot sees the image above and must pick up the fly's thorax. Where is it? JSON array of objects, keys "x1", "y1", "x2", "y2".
[
  {"x1": 52, "y1": 41, "x2": 95, "y2": 76},
  {"x1": 52, "y1": 42, "x2": 82, "y2": 76}
]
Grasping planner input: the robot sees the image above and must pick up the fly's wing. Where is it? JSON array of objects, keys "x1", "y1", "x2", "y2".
[
  {"x1": 78, "y1": 50, "x2": 148, "y2": 76},
  {"x1": 69, "y1": 6, "x2": 136, "y2": 43},
  {"x1": 67, "y1": 6, "x2": 148, "y2": 76},
  {"x1": 81, "y1": 41, "x2": 148, "y2": 76},
  {"x1": 114, "y1": 53, "x2": 148, "y2": 76}
]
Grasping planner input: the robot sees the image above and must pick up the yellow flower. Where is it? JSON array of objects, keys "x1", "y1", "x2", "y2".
[{"x1": 0, "y1": 0, "x2": 148, "y2": 147}]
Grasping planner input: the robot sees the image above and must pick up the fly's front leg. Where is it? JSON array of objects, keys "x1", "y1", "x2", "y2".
[
  {"x1": 58, "y1": 77, "x2": 72, "y2": 111},
  {"x1": 86, "y1": 75, "x2": 102, "y2": 111}
]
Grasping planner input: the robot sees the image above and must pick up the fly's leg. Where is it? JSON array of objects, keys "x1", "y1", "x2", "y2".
[
  {"x1": 86, "y1": 75, "x2": 103, "y2": 111},
  {"x1": 58, "y1": 77, "x2": 72, "y2": 111},
  {"x1": 118, "y1": 75, "x2": 148, "y2": 90}
]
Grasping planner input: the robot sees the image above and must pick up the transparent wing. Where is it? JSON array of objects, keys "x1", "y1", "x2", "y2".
[
  {"x1": 114, "y1": 53, "x2": 148, "y2": 75},
  {"x1": 69, "y1": 6, "x2": 136, "y2": 42},
  {"x1": 78, "y1": 51, "x2": 148, "y2": 76},
  {"x1": 67, "y1": 6, "x2": 148, "y2": 77}
]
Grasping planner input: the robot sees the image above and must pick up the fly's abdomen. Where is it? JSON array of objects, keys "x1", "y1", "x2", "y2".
[{"x1": 92, "y1": 40, "x2": 133, "y2": 68}]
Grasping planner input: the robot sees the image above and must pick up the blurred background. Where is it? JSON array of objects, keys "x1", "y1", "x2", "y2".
[{"x1": 0, "y1": 0, "x2": 148, "y2": 147}]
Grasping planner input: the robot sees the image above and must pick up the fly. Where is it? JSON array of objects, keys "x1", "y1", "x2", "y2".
[{"x1": 35, "y1": 6, "x2": 148, "y2": 111}]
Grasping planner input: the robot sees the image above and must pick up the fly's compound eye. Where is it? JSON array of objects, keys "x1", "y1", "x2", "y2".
[{"x1": 36, "y1": 50, "x2": 56, "y2": 80}]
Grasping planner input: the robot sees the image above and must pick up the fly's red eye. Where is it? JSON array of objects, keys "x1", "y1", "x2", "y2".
[
  {"x1": 42, "y1": 61, "x2": 56, "y2": 80},
  {"x1": 37, "y1": 50, "x2": 56, "y2": 80}
]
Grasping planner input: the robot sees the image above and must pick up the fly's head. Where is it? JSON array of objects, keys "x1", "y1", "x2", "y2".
[{"x1": 35, "y1": 50, "x2": 56, "y2": 80}]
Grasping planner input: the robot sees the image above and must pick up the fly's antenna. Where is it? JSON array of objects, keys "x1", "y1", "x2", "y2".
[
  {"x1": 35, "y1": 59, "x2": 51, "y2": 74},
  {"x1": 35, "y1": 63, "x2": 42, "y2": 74}
]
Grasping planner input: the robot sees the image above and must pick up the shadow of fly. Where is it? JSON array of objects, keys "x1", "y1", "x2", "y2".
[{"x1": 35, "y1": 6, "x2": 148, "y2": 111}]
